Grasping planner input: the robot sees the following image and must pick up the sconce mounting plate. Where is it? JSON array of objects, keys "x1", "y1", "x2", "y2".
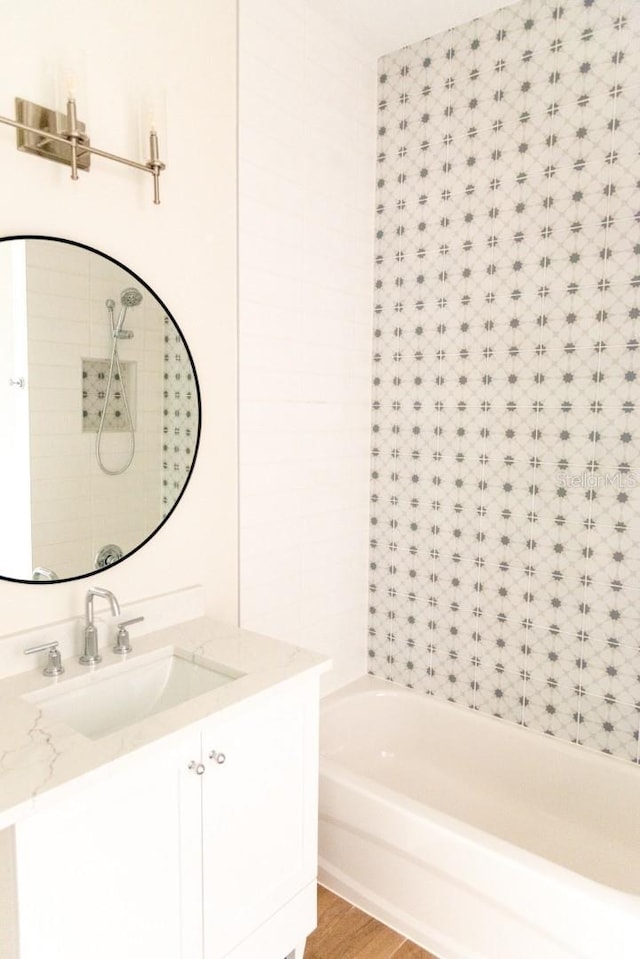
[{"x1": 15, "y1": 97, "x2": 90, "y2": 171}]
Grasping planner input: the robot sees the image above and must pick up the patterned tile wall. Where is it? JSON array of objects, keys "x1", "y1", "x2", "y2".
[
  {"x1": 81, "y1": 358, "x2": 134, "y2": 432},
  {"x1": 368, "y1": 0, "x2": 640, "y2": 761},
  {"x1": 162, "y1": 317, "x2": 199, "y2": 516}
]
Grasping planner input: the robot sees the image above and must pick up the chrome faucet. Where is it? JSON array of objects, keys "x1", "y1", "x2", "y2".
[{"x1": 81, "y1": 587, "x2": 121, "y2": 665}]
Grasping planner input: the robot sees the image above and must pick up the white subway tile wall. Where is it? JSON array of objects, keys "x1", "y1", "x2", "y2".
[
  {"x1": 26, "y1": 241, "x2": 164, "y2": 578},
  {"x1": 239, "y1": 0, "x2": 376, "y2": 684},
  {"x1": 368, "y1": 0, "x2": 640, "y2": 760}
]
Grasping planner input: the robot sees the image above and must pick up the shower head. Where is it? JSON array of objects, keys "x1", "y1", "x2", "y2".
[
  {"x1": 113, "y1": 287, "x2": 143, "y2": 338},
  {"x1": 120, "y1": 287, "x2": 143, "y2": 308},
  {"x1": 106, "y1": 298, "x2": 116, "y2": 311}
]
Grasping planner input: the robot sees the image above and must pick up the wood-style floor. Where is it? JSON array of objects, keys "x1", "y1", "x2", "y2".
[{"x1": 304, "y1": 886, "x2": 437, "y2": 959}]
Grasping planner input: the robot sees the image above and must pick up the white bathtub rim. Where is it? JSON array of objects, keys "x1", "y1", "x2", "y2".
[
  {"x1": 321, "y1": 675, "x2": 640, "y2": 897},
  {"x1": 322, "y1": 674, "x2": 640, "y2": 775},
  {"x1": 320, "y1": 754, "x2": 640, "y2": 916}
]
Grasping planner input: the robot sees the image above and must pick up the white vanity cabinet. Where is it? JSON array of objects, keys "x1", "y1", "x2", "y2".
[
  {"x1": 12, "y1": 674, "x2": 319, "y2": 959},
  {"x1": 14, "y1": 738, "x2": 185, "y2": 959},
  {"x1": 183, "y1": 676, "x2": 319, "y2": 959}
]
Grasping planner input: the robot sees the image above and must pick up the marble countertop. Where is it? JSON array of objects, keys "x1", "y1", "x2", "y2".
[{"x1": 0, "y1": 617, "x2": 329, "y2": 830}]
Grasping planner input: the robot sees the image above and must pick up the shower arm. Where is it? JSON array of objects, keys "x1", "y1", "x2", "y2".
[{"x1": 0, "y1": 96, "x2": 165, "y2": 205}]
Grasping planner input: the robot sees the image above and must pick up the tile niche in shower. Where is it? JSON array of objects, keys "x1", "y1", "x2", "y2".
[
  {"x1": 82, "y1": 358, "x2": 135, "y2": 432},
  {"x1": 368, "y1": 0, "x2": 640, "y2": 760}
]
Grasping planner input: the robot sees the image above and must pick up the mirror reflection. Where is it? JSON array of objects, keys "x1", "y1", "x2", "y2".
[{"x1": 0, "y1": 236, "x2": 200, "y2": 583}]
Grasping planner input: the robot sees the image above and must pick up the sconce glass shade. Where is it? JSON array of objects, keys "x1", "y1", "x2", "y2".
[
  {"x1": 54, "y1": 55, "x2": 88, "y2": 118},
  {"x1": 138, "y1": 91, "x2": 168, "y2": 164}
]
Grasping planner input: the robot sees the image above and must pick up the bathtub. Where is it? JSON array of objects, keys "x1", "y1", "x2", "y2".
[{"x1": 318, "y1": 676, "x2": 640, "y2": 959}]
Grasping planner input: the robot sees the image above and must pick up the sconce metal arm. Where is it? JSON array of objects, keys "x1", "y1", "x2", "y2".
[{"x1": 0, "y1": 97, "x2": 165, "y2": 204}]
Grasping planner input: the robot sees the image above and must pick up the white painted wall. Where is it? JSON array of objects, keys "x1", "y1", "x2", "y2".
[
  {"x1": 238, "y1": 0, "x2": 376, "y2": 688},
  {"x1": 305, "y1": 0, "x2": 520, "y2": 56},
  {"x1": 0, "y1": 0, "x2": 237, "y2": 634}
]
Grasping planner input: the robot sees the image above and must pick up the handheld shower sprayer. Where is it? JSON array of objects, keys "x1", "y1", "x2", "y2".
[
  {"x1": 114, "y1": 287, "x2": 143, "y2": 338},
  {"x1": 96, "y1": 287, "x2": 143, "y2": 475}
]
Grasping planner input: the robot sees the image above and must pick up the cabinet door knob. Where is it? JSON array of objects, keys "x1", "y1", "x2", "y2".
[
  {"x1": 209, "y1": 750, "x2": 226, "y2": 765},
  {"x1": 188, "y1": 761, "x2": 206, "y2": 775}
]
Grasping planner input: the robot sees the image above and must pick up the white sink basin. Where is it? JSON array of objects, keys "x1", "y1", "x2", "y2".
[{"x1": 25, "y1": 650, "x2": 241, "y2": 740}]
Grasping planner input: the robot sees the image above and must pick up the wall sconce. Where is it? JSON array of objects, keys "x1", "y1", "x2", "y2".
[{"x1": 0, "y1": 96, "x2": 166, "y2": 204}]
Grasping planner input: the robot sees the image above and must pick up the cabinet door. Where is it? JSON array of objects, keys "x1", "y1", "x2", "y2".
[
  {"x1": 201, "y1": 678, "x2": 319, "y2": 959},
  {"x1": 14, "y1": 740, "x2": 189, "y2": 959}
]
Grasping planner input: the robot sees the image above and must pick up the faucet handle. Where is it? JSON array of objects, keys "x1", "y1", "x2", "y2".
[
  {"x1": 113, "y1": 616, "x2": 144, "y2": 655},
  {"x1": 24, "y1": 641, "x2": 65, "y2": 677}
]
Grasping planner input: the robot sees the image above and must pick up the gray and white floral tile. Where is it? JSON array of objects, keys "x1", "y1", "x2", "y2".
[
  {"x1": 368, "y1": 0, "x2": 640, "y2": 762},
  {"x1": 162, "y1": 317, "x2": 199, "y2": 516}
]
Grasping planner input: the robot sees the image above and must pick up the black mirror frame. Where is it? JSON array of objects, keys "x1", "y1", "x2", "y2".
[{"x1": 0, "y1": 234, "x2": 202, "y2": 585}]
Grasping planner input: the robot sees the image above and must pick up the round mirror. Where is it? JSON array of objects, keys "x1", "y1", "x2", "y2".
[{"x1": 0, "y1": 235, "x2": 201, "y2": 583}]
